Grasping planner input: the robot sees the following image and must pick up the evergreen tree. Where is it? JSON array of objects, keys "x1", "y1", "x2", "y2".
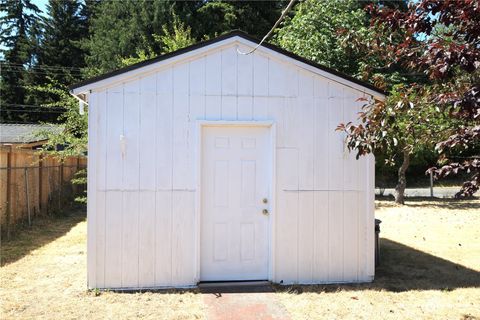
[
  {"x1": 85, "y1": 0, "x2": 285, "y2": 75},
  {"x1": 85, "y1": 0, "x2": 193, "y2": 74},
  {"x1": 0, "y1": 0, "x2": 41, "y2": 110},
  {"x1": 37, "y1": 0, "x2": 88, "y2": 85},
  {"x1": 191, "y1": 1, "x2": 286, "y2": 40}
]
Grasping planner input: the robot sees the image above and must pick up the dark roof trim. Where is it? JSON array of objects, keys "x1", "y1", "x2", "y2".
[{"x1": 70, "y1": 30, "x2": 385, "y2": 96}]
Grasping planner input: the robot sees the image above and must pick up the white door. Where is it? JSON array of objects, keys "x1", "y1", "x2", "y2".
[{"x1": 201, "y1": 125, "x2": 271, "y2": 281}]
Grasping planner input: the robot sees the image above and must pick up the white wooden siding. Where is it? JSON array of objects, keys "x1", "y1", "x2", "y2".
[{"x1": 87, "y1": 43, "x2": 375, "y2": 289}]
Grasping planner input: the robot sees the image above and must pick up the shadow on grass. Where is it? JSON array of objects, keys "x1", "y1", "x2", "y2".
[
  {"x1": 374, "y1": 238, "x2": 480, "y2": 291},
  {"x1": 376, "y1": 196, "x2": 480, "y2": 210},
  {"x1": 0, "y1": 207, "x2": 86, "y2": 267},
  {"x1": 275, "y1": 238, "x2": 480, "y2": 295}
]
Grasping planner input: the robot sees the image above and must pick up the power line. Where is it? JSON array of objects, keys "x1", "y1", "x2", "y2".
[
  {"x1": 1, "y1": 62, "x2": 87, "y2": 71},
  {"x1": 238, "y1": 0, "x2": 296, "y2": 55},
  {"x1": 2, "y1": 103, "x2": 67, "y2": 109},
  {"x1": 1, "y1": 109, "x2": 65, "y2": 113},
  {"x1": 1, "y1": 68, "x2": 83, "y2": 76}
]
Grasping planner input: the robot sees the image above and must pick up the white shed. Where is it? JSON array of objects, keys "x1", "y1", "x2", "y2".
[{"x1": 71, "y1": 31, "x2": 385, "y2": 289}]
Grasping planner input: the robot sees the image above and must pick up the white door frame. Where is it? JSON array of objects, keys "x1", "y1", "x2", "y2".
[{"x1": 195, "y1": 120, "x2": 276, "y2": 283}]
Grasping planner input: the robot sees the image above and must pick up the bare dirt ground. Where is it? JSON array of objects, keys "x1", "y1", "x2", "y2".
[{"x1": 1, "y1": 199, "x2": 479, "y2": 320}]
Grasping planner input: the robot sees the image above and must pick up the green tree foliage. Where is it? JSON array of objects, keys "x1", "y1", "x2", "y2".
[
  {"x1": 191, "y1": 1, "x2": 285, "y2": 40},
  {"x1": 275, "y1": 0, "x2": 367, "y2": 75},
  {"x1": 275, "y1": 0, "x2": 411, "y2": 89},
  {"x1": 159, "y1": 16, "x2": 195, "y2": 54},
  {"x1": 340, "y1": 1, "x2": 480, "y2": 201},
  {"x1": 33, "y1": 79, "x2": 88, "y2": 158},
  {"x1": 120, "y1": 16, "x2": 195, "y2": 67},
  {"x1": 36, "y1": 0, "x2": 89, "y2": 85},
  {"x1": 85, "y1": 0, "x2": 198, "y2": 74},
  {"x1": 86, "y1": 0, "x2": 285, "y2": 75},
  {"x1": 0, "y1": 0, "x2": 41, "y2": 108}
]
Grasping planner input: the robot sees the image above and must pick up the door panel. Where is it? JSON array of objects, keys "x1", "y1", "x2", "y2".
[{"x1": 201, "y1": 126, "x2": 270, "y2": 281}]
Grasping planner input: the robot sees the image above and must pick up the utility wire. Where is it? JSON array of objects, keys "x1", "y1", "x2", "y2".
[
  {"x1": 2, "y1": 103, "x2": 67, "y2": 109},
  {"x1": 237, "y1": 0, "x2": 296, "y2": 55},
  {"x1": 1, "y1": 62, "x2": 87, "y2": 71},
  {"x1": 1, "y1": 109, "x2": 65, "y2": 113}
]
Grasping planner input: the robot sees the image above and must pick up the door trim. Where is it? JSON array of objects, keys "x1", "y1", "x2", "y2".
[{"x1": 195, "y1": 120, "x2": 276, "y2": 283}]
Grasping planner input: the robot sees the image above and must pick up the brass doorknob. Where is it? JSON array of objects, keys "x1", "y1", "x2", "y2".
[
  {"x1": 262, "y1": 198, "x2": 268, "y2": 204},
  {"x1": 262, "y1": 209, "x2": 269, "y2": 215}
]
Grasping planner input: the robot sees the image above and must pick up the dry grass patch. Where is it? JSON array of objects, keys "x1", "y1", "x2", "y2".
[
  {"x1": 276, "y1": 198, "x2": 480, "y2": 320},
  {"x1": 0, "y1": 211, "x2": 205, "y2": 320},
  {"x1": 1, "y1": 199, "x2": 479, "y2": 320}
]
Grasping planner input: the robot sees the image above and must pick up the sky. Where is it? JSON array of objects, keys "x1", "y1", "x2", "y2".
[{"x1": 33, "y1": 0, "x2": 49, "y2": 15}]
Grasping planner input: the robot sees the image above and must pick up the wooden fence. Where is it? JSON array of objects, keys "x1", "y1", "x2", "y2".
[{"x1": 0, "y1": 146, "x2": 87, "y2": 239}]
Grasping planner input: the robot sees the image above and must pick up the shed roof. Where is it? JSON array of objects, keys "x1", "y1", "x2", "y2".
[
  {"x1": 0, "y1": 123, "x2": 61, "y2": 144},
  {"x1": 70, "y1": 31, "x2": 385, "y2": 97}
]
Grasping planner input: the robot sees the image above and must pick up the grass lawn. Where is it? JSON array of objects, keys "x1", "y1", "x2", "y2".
[{"x1": 1, "y1": 199, "x2": 479, "y2": 319}]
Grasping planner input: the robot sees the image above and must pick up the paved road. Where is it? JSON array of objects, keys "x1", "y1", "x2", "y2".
[{"x1": 375, "y1": 186, "x2": 462, "y2": 198}]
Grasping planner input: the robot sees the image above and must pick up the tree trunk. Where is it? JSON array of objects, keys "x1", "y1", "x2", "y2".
[{"x1": 394, "y1": 150, "x2": 410, "y2": 204}]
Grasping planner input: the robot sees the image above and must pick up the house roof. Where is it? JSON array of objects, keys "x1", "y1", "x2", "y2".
[
  {"x1": 0, "y1": 123, "x2": 61, "y2": 144},
  {"x1": 70, "y1": 30, "x2": 385, "y2": 96}
]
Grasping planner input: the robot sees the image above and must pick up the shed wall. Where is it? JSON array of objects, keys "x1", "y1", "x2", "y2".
[{"x1": 87, "y1": 43, "x2": 375, "y2": 288}]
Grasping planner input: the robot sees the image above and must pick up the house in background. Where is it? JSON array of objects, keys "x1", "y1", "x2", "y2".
[
  {"x1": 71, "y1": 31, "x2": 385, "y2": 289},
  {"x1": 0, "y1": 123, "x2": 61, "y2": 149}
]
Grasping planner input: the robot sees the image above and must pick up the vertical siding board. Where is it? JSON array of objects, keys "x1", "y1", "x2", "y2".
[
  {"x1": 285, "y1": 67, "x2": 298, "y2": 98},
  {"x1": 172, "y1": 191, "x2": 195, "y2": 285},
  {"x1": 139, "y1": 75, "x2": 157, "y2": 190},
  {"x1": 96, "y1": 92, "x2": 107, "y2": 191},
  {"x1": 297, "y1": 72, "x2": 315, "y2": 189},
  {"x1": 357, "y1": 190, "x2": 367, "y2": 281},
  {"x1": 267, "y1": 97, "x2": 285, "y2": 147},
  {"x1": 222, "y1": 96, "x2": 237, "y2": 120},
  {"x1": 205, "y1": 51, "x2": 222, "y2": 95},
  {"x1": 122, "y1": 191, "x2": 139, "y2": 287},
  {"x1": 237, "y1": 96, "x2": 253, "y2": 120},
  {"x1": 313, "y1": 78, "x2": 330, "y2": 190},
  {"x1": 253, "y1": 53, "x2": 268, "y2": 96},
  {"x1": 268, "y1": 59, "x2": 287, "y2": 97},
  {"x1": 104, "y1": 191, "x2": 123, "y2": 287},
  {"x1": 328, "y1": 85, "x2": 344, "y2": 191},
  {"x1": 313, "y1": 192, "x2": 328, "y2": 282},
  {"x1": 155, "y1": 191, "x2": 172, "y2": 286},
  {"x1": 298, "y1": 71, "x2": 314, "y2": 97},
  {"x1": 105, "y1": 87, "x2": 124, "y2": 190},
  {"x1": 156, "y1": 69, "x2": 173, "y2": 190},
  {"x1": 189, "y1": 58, "x2": 206, "y2": 189},
  {"x1": 96, "y1": 191, "x2": 106, "y2": 288},
  {"x1": 138, "y1": 191, "x2": 156, "y2": 287},
  {"x1": 283, "y1": 97, "x2": 300, "y2": 148},
  {"x1": 172, "y1": 62, "x2": 190, "y2": 190},
  {"x1": 123, "y1": 82, "x2": 140, "y2": 190},
  {"x1": 328, "y1": 191, "x2": 344, "y2": 282},
  {"x1": 343, "y1": 95, "x2": 360, "y2": 191},
  {"x1": 298, "y1": 191, "x2": 314, "y2": 284},
  {"x1": 343, "y1": 191, "x2": 359, "y2": 281},
  {"x1": 253, "y1": 96, "x2": 268, "y2": 120},
  {"x1": 275, "y1": 148, "x2": 298, "y2": 283},
  {"x1": 190, "y1": 57, "x2": 205, "y2": 96},
  {"x1": 237, "y1": 44, "x2": 253, "y2": 96},
  {"x1": 205, "y1": 96, "x2": 221, "y2": 120},
  {"x1": 221, "y1": 46, "x2": 237, "y2": 95}
]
